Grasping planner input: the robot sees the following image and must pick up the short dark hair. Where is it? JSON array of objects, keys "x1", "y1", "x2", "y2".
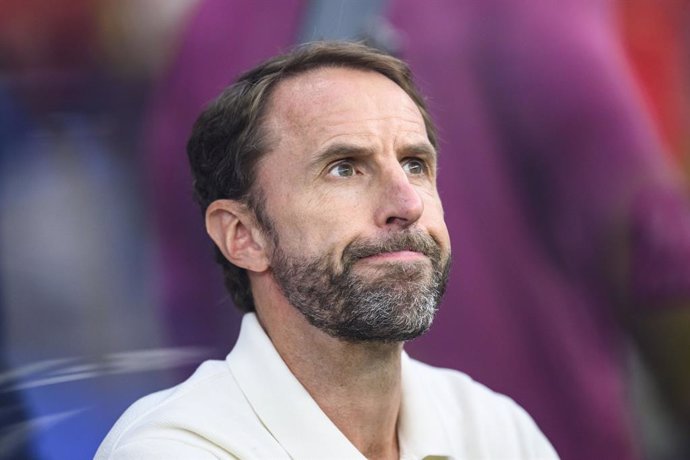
[{"x1": 186, "y1": 40, "x2": 438, "y2": 312}]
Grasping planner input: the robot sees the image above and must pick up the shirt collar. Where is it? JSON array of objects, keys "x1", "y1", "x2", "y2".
[
  {"x1": 226, "y1": 313, "x2": 365, "y2": 459},
  {"x1": 227, "y1": 313, "x2": 452, "y2": 459},
  {"x1": 399, "y1": 352, "x2": 453, "y2": 459}
]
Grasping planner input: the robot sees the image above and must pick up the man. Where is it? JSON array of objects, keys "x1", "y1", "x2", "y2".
[{"x1": 97, "y1": 41, "x2": 558, "y2": 459}]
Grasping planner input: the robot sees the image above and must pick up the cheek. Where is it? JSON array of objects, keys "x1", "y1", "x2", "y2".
[
  {"x1": 304, "y1": 186, "x2": 368, "y2": 224},
  {"x1": 270, "y1": 193, "x2": 362, "y2": 256},
  {"x1": 422, "y1": 196, "x2": 451, "y2": 246},
  {"x1": 420, "y1": 189, "x2": 444, "y2": 218}
]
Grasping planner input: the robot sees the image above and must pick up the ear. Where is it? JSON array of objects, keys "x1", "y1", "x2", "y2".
[{"x1": 205, "y1": 199, "x2": 270, "y2": 273}]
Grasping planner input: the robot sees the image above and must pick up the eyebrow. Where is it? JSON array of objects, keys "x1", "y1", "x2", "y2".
[
  {"x1": 309, "y1": 141, "x2": 438, "y2": 170},
  {"x1": 309, "y1": 143, "x2": 375, "y2": 169},
  {"x1": 399, "y1": 142, "x2": 438, "y2": 161}
]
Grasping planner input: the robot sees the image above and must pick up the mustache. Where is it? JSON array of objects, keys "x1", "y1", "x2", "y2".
[{"x1": 341, "y1": 230, "x2": 441, "y2": 266}]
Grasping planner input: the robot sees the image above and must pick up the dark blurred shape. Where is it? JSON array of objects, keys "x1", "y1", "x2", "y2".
[
  {"x1": 0, "y1": 1, "x2": 199, "y2": 458},
  {"x1": 0, "y1": 64, "x2": 39, "y2": 460},
  {"x1": 144, "y1": 0, "x2": 305, "y2": 353},
  {"x1": 0, "y1": 0, "x2": 96, "y2": 71}
]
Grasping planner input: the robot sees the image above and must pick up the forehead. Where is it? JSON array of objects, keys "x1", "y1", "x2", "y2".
[{"x1": 262, "y1": 66, "x2": 428, "y2": 145}]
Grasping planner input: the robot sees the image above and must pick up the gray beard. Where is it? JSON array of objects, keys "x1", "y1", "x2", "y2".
[{"x1": 269, "y1": 229, "x2": 450, "y2": 342}]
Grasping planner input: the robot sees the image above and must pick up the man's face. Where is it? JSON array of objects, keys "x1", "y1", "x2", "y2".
[{"x1": 254, "y1": 67, "x2": 451, "y2": 342}]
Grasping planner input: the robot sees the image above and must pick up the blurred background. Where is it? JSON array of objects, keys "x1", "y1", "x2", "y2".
[{"x1": 0, "y1": 0, "x2": 689, "y2": 459}]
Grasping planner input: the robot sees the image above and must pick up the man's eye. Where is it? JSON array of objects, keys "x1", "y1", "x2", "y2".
[
  {"x1": 402, "y1": 158, "x2": 426, "y2": 175},
  {"x1": 328, "y1": 161, "x2": 356, "y2": 177}
]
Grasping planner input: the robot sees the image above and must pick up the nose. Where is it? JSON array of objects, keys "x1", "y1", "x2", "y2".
[{"x1": 373, "y1": 163, "x2": 424, "y2": 229}]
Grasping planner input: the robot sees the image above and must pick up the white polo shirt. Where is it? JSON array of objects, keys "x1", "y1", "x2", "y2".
[{"x1": 96, "y1": 314, "x2": 559, "y2": 459}]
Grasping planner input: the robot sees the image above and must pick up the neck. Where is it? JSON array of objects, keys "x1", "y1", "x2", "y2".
[{"x1": 254, "y1": 282, "x2": 402, "y2": 460}]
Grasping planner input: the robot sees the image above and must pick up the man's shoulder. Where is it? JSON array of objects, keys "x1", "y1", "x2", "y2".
[
  {"x1": 95, "y1": 359, "x2": 274, "y2": 459},
  {"x1": 408, "y1": 357, "x2": 518, "y2": 410},
  {"x1": 405, "y1": 357, "x2": 559, "y2": 458}
]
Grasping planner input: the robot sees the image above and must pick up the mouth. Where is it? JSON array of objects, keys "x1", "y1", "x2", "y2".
[
  {"x1": 341, "y1": 230, "x2": 441, "y2": 270},
  {"x1": 360, "y1": 250, "x2": 427, "y2": 262}
]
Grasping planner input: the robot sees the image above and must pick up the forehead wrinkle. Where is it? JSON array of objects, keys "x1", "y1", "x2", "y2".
[
  {"x1": 260, "y1": 67, "x2": 430, "y2": 170},
  {"x1": 291, "y1": 106, "x2": 427, "y2": 138}
]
